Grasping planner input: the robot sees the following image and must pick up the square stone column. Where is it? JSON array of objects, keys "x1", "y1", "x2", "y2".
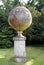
[{"x1": 13, "y1": 35, "x2": 26, "y2": 62}]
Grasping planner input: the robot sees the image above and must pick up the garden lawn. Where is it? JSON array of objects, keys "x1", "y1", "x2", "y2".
[{"x1": 0, "y1": 46, "x2": 44, "y2": 65}]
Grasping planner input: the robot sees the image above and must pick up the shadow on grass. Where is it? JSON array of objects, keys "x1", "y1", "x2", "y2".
[
  {"x1": 8, "y1": 57, "x2": 24, "y2": 65},
  {"x1": 8, "y1": 57, "x2": 34, "y2": 65},
  {"x1": 0, "y1": 57, "x2": 17, "y2": 65}
]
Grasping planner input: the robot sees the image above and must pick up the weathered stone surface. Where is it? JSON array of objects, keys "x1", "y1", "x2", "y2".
[
  {"x1": 13, "y1": 36, "x2": 26, "y2": 62},
  {"x1": 8, "y1": 6, "x2": 32, "y2": 31}
]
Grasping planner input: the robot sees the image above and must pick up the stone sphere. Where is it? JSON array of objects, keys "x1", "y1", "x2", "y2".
[{"x1": 8, "y1": 6, "x2": 32, "y2": 32}]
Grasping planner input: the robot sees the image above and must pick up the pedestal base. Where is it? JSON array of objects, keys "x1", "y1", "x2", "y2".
[
  {"x1": 13, "y1": 35, "x2": 26, "y2": 62},
  {"x1": 14, "y1": 57, "x2": 26, "y2": 62}
]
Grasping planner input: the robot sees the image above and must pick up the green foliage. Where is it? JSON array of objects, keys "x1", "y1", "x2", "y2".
[
  {"x1": 0, "y1": 0, "x2": 18, "y2": 48},
  {"x1": 27, "y1": 0, "x2": 44, "y2": 12},
  {"x1": 0, "y1": 0, "x2": 44, "y2": 48},
  {"x1": 24, "y1": 6, "x2": 44, "y2": 44}
]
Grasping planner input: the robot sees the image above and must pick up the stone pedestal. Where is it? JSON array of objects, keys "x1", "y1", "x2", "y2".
[{"x1": 13, "y1": 34, "x2": 26, "y2": 62}]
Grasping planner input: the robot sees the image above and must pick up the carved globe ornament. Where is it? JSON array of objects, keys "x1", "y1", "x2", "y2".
[{"x1": 8, "y1": 6, "x2": 32, "y2": 32}]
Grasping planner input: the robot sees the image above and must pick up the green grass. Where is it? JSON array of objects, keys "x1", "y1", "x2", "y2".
[{"x1": 0, "y1": 46, "x2": 44, "y2": 65}]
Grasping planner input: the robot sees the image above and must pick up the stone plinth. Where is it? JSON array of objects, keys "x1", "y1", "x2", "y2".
[{"x1": 13, "y1": 34, "x2": 26, "y2": 62}]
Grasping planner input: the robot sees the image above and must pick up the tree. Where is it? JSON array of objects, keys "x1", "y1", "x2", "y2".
[
  {"x1": 27, "y1": 0, "x2": 44, "y2": 12},
  {"x1": 24, "y1": 5, "x2": 44, "y2": 45},
  {"x1": 0, "y1": 0, "x2": 44, "y2": 47},
  {"x1": 0, "y1": 0, "x2": 19, "y2": 48}
]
